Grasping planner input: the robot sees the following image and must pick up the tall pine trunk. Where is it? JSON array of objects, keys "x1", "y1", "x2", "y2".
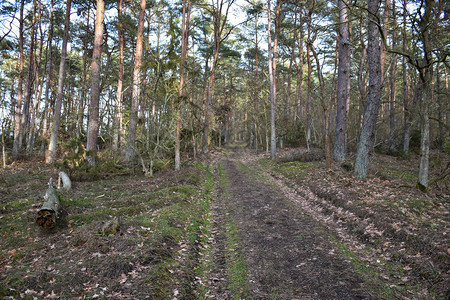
[
  {"x1": 86, "y1": 0, "x2": 105, "y2": 165},
  {"x1": 12, "y1": 0, "x2": 25, "y2": 157},
  {"x1": 125, "y1": 0, "x2": 146, "y2": 161},
  {"x1": 354, "y1": 0, "x2": 381, "y2": 179},
  {"x1": 39, "y1": 0, "x2": 53, "y2": 156},
  {"x1": 46, "y1": 0, "x2": 72, "y2": 164},
  {"x1": 176, "y1": 0, "x2": 191, "y2": 170},
  {"x1": 334, "y1": 0, "x2": 351, "y2": 162},
  {"x1": 305, "y1": 6, "x2": 312, "y2": 150},
  {"x1": 113, "y1": 0, "x2": 124, "y2": 152},
  {"x1": 387, "y1": 0, "x2": 397, "y2": 153},
  {"x1": 416, "y1": 0, "x2": 435, "y2": 191},
  {"x1": 268, "y1": 0, "x2": 280, "y2": 159}
]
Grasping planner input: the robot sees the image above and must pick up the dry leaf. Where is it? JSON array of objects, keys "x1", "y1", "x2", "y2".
[{"x1": 119, "y1": 273, "x2": 127, "y2": 284}]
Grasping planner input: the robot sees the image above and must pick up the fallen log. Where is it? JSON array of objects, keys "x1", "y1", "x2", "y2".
[
  {"x1": 36, "y1": 172, "x2": 71, "y2": 229},
  {"x1": 36, "y1": 186, "x2": 61, "y2": 229}
]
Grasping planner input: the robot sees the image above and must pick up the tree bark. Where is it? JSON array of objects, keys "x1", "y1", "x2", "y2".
[
  {"x1": 402, "y1": 79, "x2": 422, "y2": 155},
  {"x1": 125, "y1": 0, "x2": 146, "y2": 162},
  {"x1": 387, "y1": 0, "x2": 397, "y2": 153},
  {"x1": 176, "y1": 0, "x2": 191, "y2": 170},
  {"x1": 311, "y1": 45, "x2": 331, "y2": 169},
  {"x1": 354, "y1": 0, "x2": 381, "y2": 179},
  {"x1": 12, "y1": 0, "x2": 25, "y2": 157},
  {"x1": 357, "y1": 12, "x2": 368, "y2": 134},
  {"x1": 305, "y1": 5, "x2": 313, "y2": 151},
  {"x1": 77, "y1": 2, "x2": 91, "y2": 139},
  {"x1": 46, "y1": 0, "x2": 72, "y2": 164},
  {"x1": 294, "y1": 6, "x2": 303, "y2": 124},
  {"x1": 334, "y1": 0, "x2": 352, "y2": 162},
  {"x1": 417, "y1": 0, "x2": 435, "y2": 191},
  {"x1": 267, "y1": 0, "x2": 275, "y2": 158},
  {"x1": 113, "y1": 0, "x2": 124, "y2": 152},
  {"x1": 39, "y1": 0, "x2": 54, "y2": 156},
  {"x1": 36, "y1": 172, "x2": 71, "y2": 229},
  {"x1": 380, "y1": 0, "x2": 390, "y2": 82},
  {"x1": 86, "y1": 0, "x2": 105, "y2": 165},
  {"x1": 27, "y1": 0, "x2": 44, "y2": 154},
  {"x1": 19, "y1": 0, "x2": 38, "y2": 153}
]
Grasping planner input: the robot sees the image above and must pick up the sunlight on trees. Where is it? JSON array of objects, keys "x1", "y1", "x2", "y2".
[{"x1": 0, "y1": 0, "x2": 447, "y2": 189}]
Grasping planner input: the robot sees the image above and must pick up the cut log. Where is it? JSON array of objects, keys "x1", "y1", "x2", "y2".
[
  {"x1": 36, "y1": 172, "x2": 71, "y2": 229},
  {"x1": 36, "y1": 187, "x2": 61, "y2": 229}
]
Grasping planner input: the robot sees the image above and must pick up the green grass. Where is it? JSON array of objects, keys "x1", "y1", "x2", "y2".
[
  {"x1": 225, "y1": 219, "x2": 249, "y2": 299},
  {"x1": 0, "y1": 161, "x2": 215, "y2": 299},
  {"x1": 217, "y1": 163, "x2": 249, "y2": 299},
  {"x1": 273, "y1": 161, "x2": 319, "y2": 179}
]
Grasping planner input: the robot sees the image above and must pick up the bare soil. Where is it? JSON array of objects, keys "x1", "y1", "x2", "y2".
[
  {"x1": 208, "y1": 152, "x2": 368, "y2": 299},
  {"x1": 205, "y1": 145, "x2": 448, "y2": 299}
]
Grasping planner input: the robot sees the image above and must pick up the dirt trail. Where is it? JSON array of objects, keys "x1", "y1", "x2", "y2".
[{"x1": 208, "y1": 147, "x2": 369, "y2": 299}]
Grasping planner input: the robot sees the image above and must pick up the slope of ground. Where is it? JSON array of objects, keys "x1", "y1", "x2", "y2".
[
  {"x1": 0, "y1": 145, "x2": 448, "y2": 299},
  {"x1": 243, "y1": 146, "x2": 449, "y2": 299},
  {"x1": 0, "y1": 161, "x2": 213, "y2": 299}
]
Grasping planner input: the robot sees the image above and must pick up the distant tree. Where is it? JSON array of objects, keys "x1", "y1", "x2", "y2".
[
  {"x1": 12, "y1": 0, "x2": 25, "y2": 157},
  {"x1": 46, "y1": 0, "x2": 72, "y2": 164},
  {"x1": 176, "y1": 0, "x2": 191, "y2": 170},
  {"x1": 268, "y1": 0, "x2": 281, "y2": 159},
  {"x1": 39, "y1": 0, "x2": 54, "y2": 156},
  {"x1": 125, "y1": 0, "x2": 146, "y2": 162},
  {"x1": 387, "y1": 0, "x2": 397, "y2": 153},
  {"x1": 201, "y1": 0, "x2": 235, "y2": 154},
  {"x1": 112, "y1": 0, "x2": 124, "y2": 152},
  {"x1": 86, "y1": 0, "x2": 105, "y2": 165}
]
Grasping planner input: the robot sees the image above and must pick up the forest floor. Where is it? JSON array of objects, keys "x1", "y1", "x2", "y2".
[{"x1": 0, "y1": 144, "x2": 448, "y2": 299}]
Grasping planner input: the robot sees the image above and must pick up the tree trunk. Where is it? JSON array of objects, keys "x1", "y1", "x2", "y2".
[
  {"x1": 311, "y1": 45, "x2": 331, "y2": 169},
  {"x1": 202, "y1": 0, "x2": 235, "y2": 154},
  {"x1": 294, "y1": 8, "x2": 303, "y2": 124},
  {"x1": 357, "y1": 12, "x2": 368, "y2": 134},
  {"x1": 40, "y1": 0, "x2": 54, "y2": 156},
  {"x1": 268, "y1": 0, "x2": 281, "y2": 159},
  {"x1": 36, "y1": 187, "x2": 61, "y2": 229},
  {"x1": 12, "y1": 0, "x2": 25, "y2": 157},
  {"x1": 19, "y1": 0, "x2": 37, "y2": 153},
  {"x1": 125, "y1": 0, "x2": 146, "y2": 162},
  {"x1": 77, "y1": 3, "x2": 91, "y2": 139},
  {"x1": 354, "y1": 0, "x2": 381, "y2": 179},
  {"x1": 402, "y1": 79, "x2": 422, "y2": 155},
  {"x1": 113, "y1": 0, "x2": 124, "y2": 152},
  {"x1": 305, "y1": 6, "x2": 312, "y2": 150},
  {"x1": 176, "y1": 0, "x2": 191, "y2": 170},
  {"x1": 27, "y1": 0, "x2": 44, "y2": 154},
  {"x1": 125, "y1": 0, "x2": 146, "y2": 161},
  {"x1": 401, "y1": 0, "x2": 408, "y2": 138},
  {"x1": 387, "y1": 0, "x2": 397, "y2": 153},
  {"x1": 46, "y1": 0, "x2": 72, "y2": 164},
  {"x1": 436, "y1": 63, "x2": 444, "y2": 149},
  {"x1": 86, "y1": 0, "x2": 105, "y2": 165},
  {"x1": 36, "y1": 172, "x2": 71, "y2": 229},
  {"x1": 267, "y1": 0, "x2": 275, "y2": 158},
  {"x1": 334, "y1": 0, "x2": 351, "y2": 162},
  {"x1": 380, "y1": 0, "x2": 391, "y2": 82},
  {"x1": 417, "y1": 0, "x2": 435, "y2": 191}
]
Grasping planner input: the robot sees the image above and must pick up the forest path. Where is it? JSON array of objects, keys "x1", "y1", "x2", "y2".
[{"x1": 206, "y1": 145, "x2": 369, "y2": 299}]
